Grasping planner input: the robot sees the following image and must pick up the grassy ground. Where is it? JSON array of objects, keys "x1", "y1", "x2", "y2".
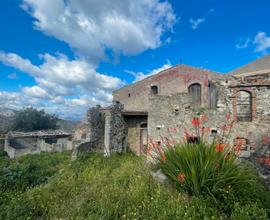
[{"x1": 0, "y1": 152, "x2": 269, "y2": 219}]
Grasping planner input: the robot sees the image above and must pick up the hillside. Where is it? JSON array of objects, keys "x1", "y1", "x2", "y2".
[{"x1": 0, "y1": 152, "x2": 269, "y2": 219}]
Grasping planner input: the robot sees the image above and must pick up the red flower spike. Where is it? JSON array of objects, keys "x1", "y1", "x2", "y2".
[
  {"x1": 177, "y1": 172, "x2": 186, "y2": 183},
  {"x1": 191, "y1": 117, "x2": 200, "y2": 127},
  {"x1": 215, "y1": 143, "x2": 225, "y2": 153}
]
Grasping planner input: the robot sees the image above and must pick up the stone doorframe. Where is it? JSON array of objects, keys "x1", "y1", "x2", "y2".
[
  {"x1": 139, "y1": 122, "x2": 148, "y2": 155},
  {"x1": 231, "y1": 87, "x2": 256, "y2": 122}
]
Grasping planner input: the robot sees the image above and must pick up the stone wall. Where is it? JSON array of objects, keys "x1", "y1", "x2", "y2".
[
  {"x1": 147, "y1": 79, "x2": 270, "y2": 153},
  {"x1": 75, "y1": 102, "x2": 127, "y2": 156},
  {"x1": 113, "y1": 65, "x2": 221, "y2": 112},
  {"x1": 148, "y1": 93, "x2": 228, "y2": 144},
  {"x1": 107, "y1": 102, "x2": 128, "y2": 154}
]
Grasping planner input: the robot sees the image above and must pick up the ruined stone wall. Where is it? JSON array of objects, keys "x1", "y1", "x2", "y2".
[
  {"x1": 147, "y1": 81, "x2": 270, "y2": 153},
  {"x1": 75, "y1": 102, "x2": 127, "y2": 156},
  {"x1": 113, "y1": 66, "x2": 212, "y2": 111},
  {"x1": 107, "y1": 102, "x2": 128, "y2": 154},
  {"x1": 87, "y1": 105, "x2": 105, "y2": 150},
  {"x1": 148, "y1": 93, "x2": 228, "y2": 145}
]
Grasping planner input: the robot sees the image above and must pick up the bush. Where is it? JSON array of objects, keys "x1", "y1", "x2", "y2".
[
  {"x1": 12, "y1": 107, "x2": 58, "y2": 131},
  {"x1": 0, "y1": 148, "x2": 8, "y2": 157},
  {"x1": 0, "y1": 152, "x2": 70, "y2": 192},
  {"x1": 158, "y1": 142, "x2": 256, "y2": 198}
]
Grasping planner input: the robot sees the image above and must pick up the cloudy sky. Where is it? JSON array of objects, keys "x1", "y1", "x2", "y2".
[{"x1": 0, "y1": 0, "x2": 270, "y2": 120}]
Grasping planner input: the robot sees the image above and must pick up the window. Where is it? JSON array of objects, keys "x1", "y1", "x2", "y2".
[
  {"x1": 188, "y1": 83, "x2": 201, "y2": 106},
  {"x1": 128, "y1": 93, "x2": 131, "y2": 98},
  {"x1": 236, "y1": 91, "x2": 252, "y2": 122},
  {"x1": 151, "y1": 85, "x2": 158, "y2": 95}
]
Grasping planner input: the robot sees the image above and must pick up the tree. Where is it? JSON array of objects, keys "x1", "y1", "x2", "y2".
[{"x1": 12, "y1": 107, "x2": 58, "y2": 131}]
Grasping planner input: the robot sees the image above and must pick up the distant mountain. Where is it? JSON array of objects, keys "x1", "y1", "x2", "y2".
[{"x1": 0, "y1": 107, "x2": 16, "y2": 117}]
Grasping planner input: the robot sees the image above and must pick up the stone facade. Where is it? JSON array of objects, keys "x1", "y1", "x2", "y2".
[{"x1": 111, "y1": 56, "x2": 270, "y2": 159}]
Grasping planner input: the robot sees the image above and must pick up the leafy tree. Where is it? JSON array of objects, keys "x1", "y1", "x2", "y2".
[{"x1": 12, "y1": 107, "x2": 58, "y2": 131}]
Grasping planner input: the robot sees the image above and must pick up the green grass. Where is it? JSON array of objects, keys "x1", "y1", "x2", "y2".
[{"x1": 0, "y1": 151, "x2": 269, "y2": 219}]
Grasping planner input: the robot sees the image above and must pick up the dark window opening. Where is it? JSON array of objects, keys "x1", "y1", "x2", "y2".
[
  {"x1": 211, "y1": 129, "x2": 218, "y2": 135},
  {"x1": 187, "y1": 136, "x2": 199, "y2": 144},
  {"x1": 128, "y1": 93, "x2": 131, "y2": 98},
  {"x1": 151, "y1": 85, "x2": 158, "y2": 95},
  {"x1": 236, "y1": 91, "x2": 252, "y2": 122},
  {"x1": 188, "y1": 83, "x2": 201, "y2": 107}
]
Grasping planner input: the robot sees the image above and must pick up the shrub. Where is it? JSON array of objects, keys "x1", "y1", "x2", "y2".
[
  {"x1": 0, "y1": 148, "x2": 8, "y2": 157},
  {"x1": 0, "y1": 152, "x2": 70, "y2": 192},
  {"x1": 158, "y1": 142, "x2": 256, "y2": 199},
  {"x1": 12, "y1": 107, "x2": 58, "y2": 131}
]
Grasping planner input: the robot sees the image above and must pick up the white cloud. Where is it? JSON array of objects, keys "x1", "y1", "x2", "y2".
[
  {"x1": 189, "y1": 17, "x2": 206, "y2": 30},
  {"x1": 0, "y1": 51, "x2": 122, "y2": 119},
  {"x1": 236, "y1": 38, "x2": 251, "y2": 49},
  {"x1": 0, "y1": 0, "x2": 177, "y2": 119},
  {"x1": 22, "y1": 86, "x2": 51, "y2": 99},
  {"x1": 126, "y1": 61, "x2": 172, "y2": 82},
  {"x1": 254, "y1": 32, "x2": 270, "y2": 53},
  {"x1": 0, "y1": 51, "x2": 123, "y2": 97},
  {"x1": 22, "y1": 0, "x2": 176, "y2": 61}
]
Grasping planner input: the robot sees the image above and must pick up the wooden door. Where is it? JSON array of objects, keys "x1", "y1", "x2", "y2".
[{"x1": 188, "y1": 83, "x2": 201, "y2": 106}]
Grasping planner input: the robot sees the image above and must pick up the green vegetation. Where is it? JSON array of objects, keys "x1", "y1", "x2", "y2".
[
  {"x1": 12, "y1": 107, "x2": 58, "y2": 131},
  {"x1": 157, "y1": 142, "x2": 270, "y2": 217},
  {"x1": 0, "y1": 151, "x2": 269, "y2": 219}
]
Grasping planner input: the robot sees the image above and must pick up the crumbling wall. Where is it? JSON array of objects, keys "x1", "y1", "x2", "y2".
[
  {"x1": 107, "y1": 102, "x2": 127, "y2": 154},
  {"x1": 75, "y1": 105, "x2": 105, "y2": 156},
  {"x1": 148, "y1": 93, "x2": 228, "y2": 144},
  {"x1": 74, "y1": 102, "x2": 127, "y2": 157}
]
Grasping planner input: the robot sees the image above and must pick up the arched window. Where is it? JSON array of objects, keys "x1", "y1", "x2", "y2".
[
  {"x1": 188, "y1": 83, "x2": 201, "y2": 106},
  {"x1": 151, "y1": 85, "x2": 158, "y2": 95},
  {"x1": 236, "y1": 91, "x2": 252, "y2": 122}
]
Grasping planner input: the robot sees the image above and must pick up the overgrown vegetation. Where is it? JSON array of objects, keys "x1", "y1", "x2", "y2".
[
  {"x1": 1, "y1": 152, "x2": 269, "y2": 219},
  {"x1": 12, "y1": 107, "x2": 58, "y2": 131},
  {"x1": 157, "y1": 142, "x2": 270, "y2": 217}
]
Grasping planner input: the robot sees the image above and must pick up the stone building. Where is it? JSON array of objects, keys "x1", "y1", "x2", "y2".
[
  {"x1": 111, "y1": 55, "x2": 270, "y2": 156},
  {"x1": 4, "y1": 130, "x2": 73, "y2": 158}
]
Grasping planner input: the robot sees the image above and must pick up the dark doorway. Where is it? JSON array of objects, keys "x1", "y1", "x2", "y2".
[{"x1": 188, "y1": 83, "x2": 201, "y2": 106}]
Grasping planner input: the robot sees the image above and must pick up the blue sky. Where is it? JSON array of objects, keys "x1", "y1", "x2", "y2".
[{"x1": 0, "y1": 0, "x2": 270, "y2": 120}]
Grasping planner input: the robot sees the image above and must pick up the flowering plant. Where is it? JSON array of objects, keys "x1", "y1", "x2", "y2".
[{"x1": 147, "y1": 113, "x2": 257, "y2": 202}]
